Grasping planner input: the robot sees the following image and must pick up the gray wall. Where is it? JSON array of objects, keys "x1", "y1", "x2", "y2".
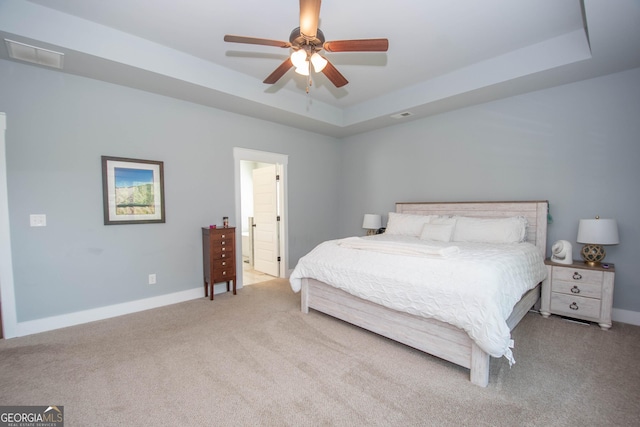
[
  {"x1": 2, "y1": 57, "x2": 639, "y2": 325},
  {"x1": 338, "y1": 67, "x2": 640, "y2": 313},
  {"x1": 0, "y1": 60, "x2": 341, "y2": 322}
]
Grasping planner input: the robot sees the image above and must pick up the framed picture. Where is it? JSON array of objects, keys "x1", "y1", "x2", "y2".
[{"x1": 101, "y1": 156, "x2": 165, "y2": 225}]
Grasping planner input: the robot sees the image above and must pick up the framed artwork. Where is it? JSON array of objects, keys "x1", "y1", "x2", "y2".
[{"x1": 101, "y1": 156, "x2": 165, "y2": 225}]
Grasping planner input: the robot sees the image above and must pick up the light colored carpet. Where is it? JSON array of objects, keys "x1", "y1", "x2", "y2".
[{"x1": 1, "y1": 279, "x2": 639, "y2": 426}]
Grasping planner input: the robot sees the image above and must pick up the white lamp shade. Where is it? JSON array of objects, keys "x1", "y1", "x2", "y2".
[
  {"x1": 294, "y1": 60, "x2": 310, "y2": 76},
  {"x1": 577, "y1": 218, "x2": 619, "y2": 245},
  {"x1": 362, "y1": 214, "x2": 382, "y2": 230},
  {"x1": 290, "y1": 49, "x2": 307, "y2": 68},
  {"x1": 310, "y1": 52, "x2": 327, "y2": 72}
]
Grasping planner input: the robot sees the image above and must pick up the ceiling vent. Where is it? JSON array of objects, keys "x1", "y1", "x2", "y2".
[
  {"x1": 4, "y1": 39, "x2": 64, "y2": 69},
  {"x1": 390, "y1": 111, "x2": 414, "y2": 119}
]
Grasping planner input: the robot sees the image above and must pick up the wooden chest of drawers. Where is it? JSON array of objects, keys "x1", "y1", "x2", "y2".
[
  {"x1": 540, "y1": 259, "x2": 614, "y2": 330},
  {"x1": 202, "y1": 227, "x2": 236, "y2": 300}
]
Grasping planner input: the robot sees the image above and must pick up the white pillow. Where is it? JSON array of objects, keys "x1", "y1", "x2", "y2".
[
  {"x1": 385, "y1": 212, "x2": 434, "y2": 236},
  {"x1": 420, "y1": 223, "x2": 455, "y2": 242},
  {"x1": 452, "y1": 216, "x2": 528, "y2": 243},
  {"x1": 430, "y1": 216, "x2": 457, "y2": 225}
]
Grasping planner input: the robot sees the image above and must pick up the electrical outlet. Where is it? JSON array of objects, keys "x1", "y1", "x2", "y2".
[
  {"x1": 148, "y1": 274, "x2": 156, "y2": 285},
  {"x1": 30, "y1": 214, "x2": 47, "y2": 227}
]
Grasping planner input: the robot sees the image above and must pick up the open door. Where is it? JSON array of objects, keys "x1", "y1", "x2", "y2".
[{"x1": 252, "y1": 164, "x2": 279, "y2": 277}]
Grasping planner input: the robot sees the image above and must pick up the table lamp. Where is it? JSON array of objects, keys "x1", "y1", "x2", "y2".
[
  {"x1": 362, "y1": 214, "x2": 382, "y2": 236},
  {"x1": 576, "y1": 216, "x2": 619, "y2": 266}
]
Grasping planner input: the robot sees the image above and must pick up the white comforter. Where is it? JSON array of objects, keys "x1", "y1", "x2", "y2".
[{"x1": 289, "y1": 235, "x2": 547, "y2": 363}]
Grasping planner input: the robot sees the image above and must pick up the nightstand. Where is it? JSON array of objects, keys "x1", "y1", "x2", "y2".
[{"x1": 540, "y1": 259, "x2": 615, "y2": 330}]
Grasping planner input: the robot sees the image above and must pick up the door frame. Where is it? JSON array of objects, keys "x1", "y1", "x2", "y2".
[
  {"x1": 0, "y1": 112, "x2": 18, "y2": 338},
  {"x1": 233, "y1": 147, "x2": 288, "y2": 288}
]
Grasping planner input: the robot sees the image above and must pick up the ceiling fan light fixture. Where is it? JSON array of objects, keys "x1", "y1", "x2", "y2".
[
  {"x1": 294, "y1": 61, "x2": 310, "y2": 76},
  {"x1": 224, "y1": 1, "x2": 388, "y2": 88},
  {"x1": 290, "y1": 49, "x2": 307, "y2": 68},
  {"x1": 310, "y1": 52, "x2": 327, "y2": 72}
]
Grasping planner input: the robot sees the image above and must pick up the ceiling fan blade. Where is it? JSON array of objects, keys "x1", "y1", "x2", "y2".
[
  {"x1": 321, "y1": 58, "x2": 348, "y2": 88},
  {"x1": 323, "y1": 39, "x2": 389, "y2": 52},
  {"x1": 263, "y1": 58, "x2": 294, "y2": 84},
  {"x1": 224, "y1": 35, "x2": 291, "y2": 48},
  {"x1": 299, "y1": 0, "x2": 321, "y2": 38}
]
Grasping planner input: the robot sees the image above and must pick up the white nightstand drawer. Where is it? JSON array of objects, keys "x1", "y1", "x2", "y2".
[
  {"x1": 551, "y1": 280, "x2": 602, "y2": 299},
  {"x1": 550, "y1": 293, "x2": 601, "y2": 320},
  {"x1": 552, "y1": 266, "x2": 603, "y2": 285}
]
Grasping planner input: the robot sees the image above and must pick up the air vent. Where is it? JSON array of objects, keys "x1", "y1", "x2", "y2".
[
  {"x1": 390, "y1": 111, "x2": 414, "y2": 119},
  {"x1": 4, "y1": 39, "x2": 64, "y2": 69}
]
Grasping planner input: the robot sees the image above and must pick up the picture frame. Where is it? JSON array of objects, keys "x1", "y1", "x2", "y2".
[{"x1": 101, "y1": 156, "x2": 165, "y2": 225}]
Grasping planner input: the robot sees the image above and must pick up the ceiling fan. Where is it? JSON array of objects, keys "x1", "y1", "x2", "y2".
[{"x1": 224, "y1": 0, "x2": 389, "y2": 88}]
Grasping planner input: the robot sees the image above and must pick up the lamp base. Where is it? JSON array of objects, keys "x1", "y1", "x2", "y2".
[{"x1": 580, "y1": 244, "x2": 606, "y2": 266}]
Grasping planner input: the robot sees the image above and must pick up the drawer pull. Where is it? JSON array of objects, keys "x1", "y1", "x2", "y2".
[
  {"x1": 222, "y1": 262, "x2": 226, "y2": 266},
  {"x1": 572, "y1": 272, "x2": 582, "y2": 280},
  {"x1": 222, "y1": 241, "x2": 226, "y2": 245},
  {"x1": 223, "y1": 271, "x2": 226, "y2": 275},
  {"x1": 222, "y1": 234, "x2": 225, "y2": 238},
  {"x1": 571, "y1": 285, "x2": 580, "y2": 294},
  {"x1": 569, "y1": 302, "x2": 579, "y2": 310},
  {"x1": 222, "y1": 254, "x2": 226, "y2": 258}
]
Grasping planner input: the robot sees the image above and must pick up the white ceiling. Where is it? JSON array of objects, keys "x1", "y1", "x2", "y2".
[{"x1": 1, "y1": 0, "x2": 639, "y2": 137}]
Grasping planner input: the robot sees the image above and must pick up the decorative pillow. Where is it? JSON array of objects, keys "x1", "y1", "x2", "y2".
[
  {"x1": 419, "y1": 223, "x2": 455, "y2": 242},
  {"x1": 385, "y1": 212, "x2": 434, "y2": 236},
  {"x1": 452, "y1": 216, "x2": 528, "y2": 243},
  {"x1": 430, "y1": 216, "x2": 457, "y2": 225}
]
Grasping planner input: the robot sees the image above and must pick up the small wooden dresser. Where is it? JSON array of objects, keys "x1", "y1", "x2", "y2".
[
  {"x1": 202, "y1": 227, "x2": 236, "y2": 300},
  {"x1": 540, "y1": 259, "x2": 615, "y2": 330}
]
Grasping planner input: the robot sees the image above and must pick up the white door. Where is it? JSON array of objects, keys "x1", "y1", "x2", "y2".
[{"x1": 252, "y1": 165, "x2": 279, "y2": 277}]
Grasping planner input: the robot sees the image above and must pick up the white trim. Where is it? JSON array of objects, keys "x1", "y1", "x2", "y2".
[
  {"x1": 612, "y1": 308, "x2": 640, "y2": 326},
  {"x1": 14, "y1": 287, "x2": 203, "y2": 338},
  {"x1": 233, "y1": 147, "x2": 289, "y2": 285},
  {"x1": 0, "y1": 112, "x2": 18, "y2": 338}
]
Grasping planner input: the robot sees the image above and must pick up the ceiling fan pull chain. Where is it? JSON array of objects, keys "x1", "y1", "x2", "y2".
[{"x1": 306, "y1": 76, "x2": 313, "y2": 94}]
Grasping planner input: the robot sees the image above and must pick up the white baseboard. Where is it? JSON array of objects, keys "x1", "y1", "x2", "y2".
[
  {"x1": 13, "y1": 287, "x2": 204, "y2": 338},
  {"x1": 9, "y1": 287, "x2": 639, "y2": 338},
  {"x1": 612, "y1": 308, "x2": 640, "y2": 326}
]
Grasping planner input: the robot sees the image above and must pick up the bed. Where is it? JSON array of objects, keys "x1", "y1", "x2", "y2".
[{"x1": 289, "y1": 201, "x2": 549, "y2": 387}]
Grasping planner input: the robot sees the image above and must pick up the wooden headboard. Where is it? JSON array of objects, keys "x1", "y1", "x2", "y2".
[{"x1": 395, "y1": 200, "x2": 549, "y2": 258}]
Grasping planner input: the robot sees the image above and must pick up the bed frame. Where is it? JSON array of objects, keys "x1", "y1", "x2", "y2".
[{"x1": 300, "y1": 201, "x2": 549, "y2": 387}]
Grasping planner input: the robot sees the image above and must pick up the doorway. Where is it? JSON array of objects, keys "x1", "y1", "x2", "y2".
[{"x1": 234, "y1": 148, "x2": 288, "y2": 288}]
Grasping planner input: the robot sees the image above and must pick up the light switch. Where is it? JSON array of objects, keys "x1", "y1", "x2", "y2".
[{"x1": 30, "y1": 214, "x2": 46, "y2": 227}]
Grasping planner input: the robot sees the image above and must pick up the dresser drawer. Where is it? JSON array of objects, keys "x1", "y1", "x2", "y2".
[
  {"x1": 552, "y1": 266, "x2": 603, "y2": 285},
  {"x1": 211, "y1": 245, "x2": 234, "y2": 257},
  {"x1": 213, "y1": 267, "x2": 235, "y2": 282},
  {"x1": 211, "y1": 237, "x2": 234, "y2": 247},
  {"x1": 209, "y1": 232, "x2": 234, "y2": 243},
  {"x1": 551, "y1": 280, "x2": 602, "y2": 299},
  {"x1": 213, "y1": 259, "x2": 234, "y2": 270},
  {"x1": 550, "y1": 292, "x2": 601, "y2": 320}
]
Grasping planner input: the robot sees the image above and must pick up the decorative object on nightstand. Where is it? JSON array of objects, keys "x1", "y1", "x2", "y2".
[
  {"x1": 540, "y1": 259, "x2": 615, "y2": 330},
  {"x1": 362, "y1": 214, "x2": 382, "y2": 236},
  {"x1": 576, "y1": 216, "x2": 619, "y2": 266},
  {"x1": 202, "y1": 226, "x2": 236, "y2": 300},
  {"x1": 550, "y1": 240, "x2": 573, "y2": 265}
]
